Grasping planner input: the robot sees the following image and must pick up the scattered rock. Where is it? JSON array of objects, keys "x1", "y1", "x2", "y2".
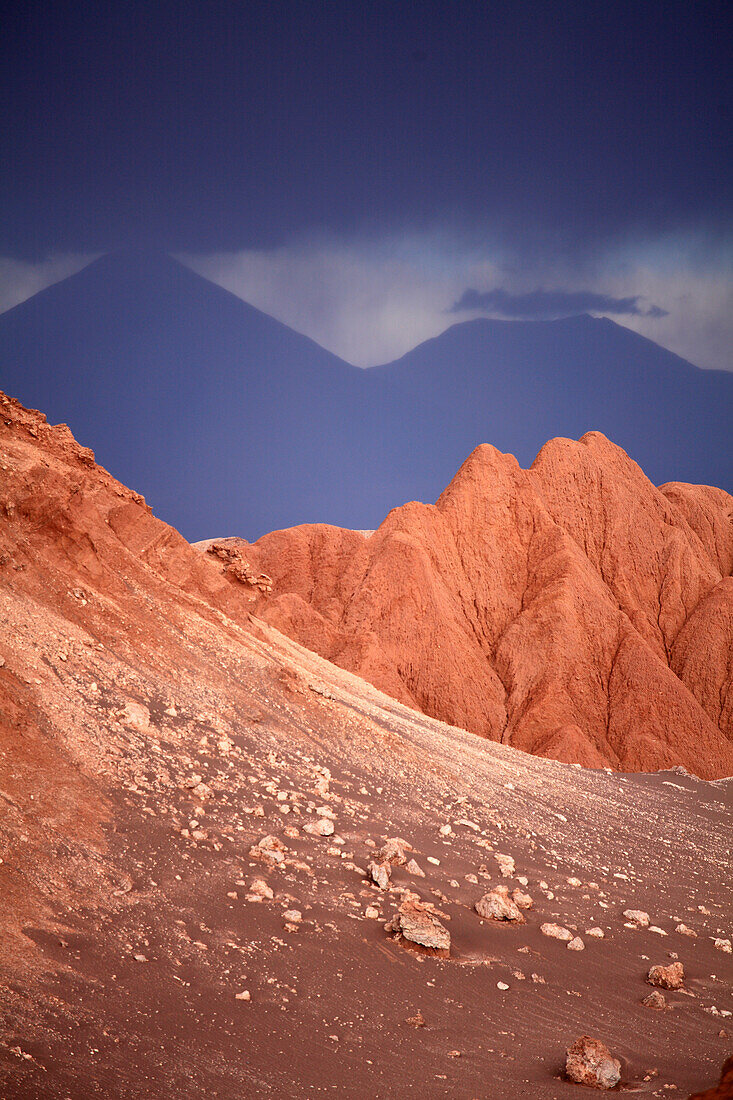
[
  {"x1": 641, "y1": 990, "x2": 666, "y2": 1010},
  {"x1": 541, "y1": 923, "x2": 574, "y2": 942},
  {"x1": 494, "y1": 853, "x2": 515, "y2": 877},
  {"x1": 623, "y1": 909, "x2": 650, "y2": 927},
  {"x1": 377, "y1": 838, "x2": 413, "y2": 865},
  {"x1": 406, "y1": 1011, "x2": 425, "y2": 1027},
  {"x1": 304, "y1": 817, "x2": 334, "y2": 837},
  {"x1": 405, "y1": 858, "x2": 425, "y2": 878},
  {"x1": 250, "y1": 836, "x2": 287, "y2": 864},
  {"x1": 387, "y1": 898, "x2": 450, "y2": 952},
  {"x1": 647, "y1": 962, "x2": 684, "y2": 990},
  {"x1": 512, "y1": 888, "x2": 533, "y2": 910},
  {"x1": 368, "y1": 861, "x2": 391, "y2": 890},
  {"x1": 675, "y1": 923, "x2": 697, "y2": 937},
  {"x1": 475, "y1": 885, "x2": 525, "y2": 923},
  {"x1": 565, "y1": 1036, "x2": 622, "y2": 1090}
]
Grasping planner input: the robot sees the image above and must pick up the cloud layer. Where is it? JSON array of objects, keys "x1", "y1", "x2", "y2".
[
  {"x1": 0, "y1": 232, "x2": 729, "y2": 374},
  {"x1": 182, "y1": 231, "x2": 731, "y2": 371},
  {"x1": 449, "y1": 287, "x2": 668, "y2": 319},
  {"x1": 0, "y1": 254, "x2": 98, "y2": 315}
]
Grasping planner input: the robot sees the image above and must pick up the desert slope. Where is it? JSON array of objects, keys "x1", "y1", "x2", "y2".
[
  {"x1": 212, "y1": 432, "x2": 733, "y2": 779},
  {"x1": 0, "y1": 393, "x2": 731, "y2": 1097}
]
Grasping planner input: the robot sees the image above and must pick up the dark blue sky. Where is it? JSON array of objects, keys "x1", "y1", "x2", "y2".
[
  {"x1": 3, "y1": 0, "x2": 731, "y2": 257},
  {"x1": 1, "y1": 1, "x2": 731, "y2": 371}
]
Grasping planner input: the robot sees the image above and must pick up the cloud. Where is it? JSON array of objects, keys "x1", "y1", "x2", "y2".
[
  {"x1": 180, "y1": 235, "x2": 501, "y2": 367},
  {"x1": 449, "y1": 287, "x2": 668, "y2": 318},
  {"x1": 0, "y1": 253, "x2": 98, "y2": 314},
  {"x1": 182, "y1": 232, "x2": 733, "y2": 370}
]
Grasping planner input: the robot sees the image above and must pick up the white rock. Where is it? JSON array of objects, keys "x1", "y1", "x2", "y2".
[
  {"x1": 304, "y1": 818, "x2": 334, "y2": 837},
  {"x1": 623, "y1": 909, "x2": 650, "y2": 927},
  {"x1": 541, "y1": 923, "x2": 574, "y2": 942}
]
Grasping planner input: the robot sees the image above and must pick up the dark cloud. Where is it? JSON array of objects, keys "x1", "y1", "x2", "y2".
[
  {"x1": 449, "y1": 288, "x2": 668, "y2": 319},
  {"x1": 0, "y1": 3, "x2": 730, "y2": 257}
]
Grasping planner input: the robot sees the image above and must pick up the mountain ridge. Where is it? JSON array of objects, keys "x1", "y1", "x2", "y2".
[
  {"x1": 210, "y1": 429, "x2": 733, "y2": 779},
  {"x1": 0, "y1": 251, "x2": 730, "y2": 543}
]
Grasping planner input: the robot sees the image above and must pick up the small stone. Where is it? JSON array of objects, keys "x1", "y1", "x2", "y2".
[
  {"x1": 376, "y1": 838, "x2": 413, "y2": 865},
  {"x1": 586, "y1": 928, "x2": 605, "y2": 938},
  {"x1": 475, "y1": 885, "x2": 525, "y2": 923},
  {"x1": 541, "y1": 923, "x2": 574, "y2": 942},
  {"x1": 427, "y1": 856, "x2": 440, "y2": 866},
  {"x1": 283, "y1": 909, "x2": 302, "y2": 924},
  {"x1": 406, "y1": 858, "x2": 425, "y2": 878},
  {"x1": 133, "y1": 953, "x2": 147, "y2": 963},
  {"x1": 249, "y1": 836, "x2": 287, "y2": 864},
  {"x1": 623, "y1": 909, "x2": 650, "y2": 927},
  {"x1": 387, "y1": 898, "x2": 450, "y2": 952},
  {"x1": 512, "y1": 889, "x2": 533, "y2": 910},
  {"x1": 365, "y1": 906, "x2": 380, "y2": 919},
  {"x1": 368, "y1": 861, "x2": 391, "y2": 890},
  {"x1": 235, "y1": 990, "x2": 251, "y2": 1001},
  {"x1": 675, "y1": 923, "x2": 696, "y2": 937},
  {"x1": 497, "y1": 981, "x2": 509, "y2": 990},
  {"x1": 567, "y1": 877, "x2": 582, "y2": 887},
  {"x1": 304, "y1": 818, "x2": 334, "y2": 837},
  {"x1": 647, "y1": 962, "x2": 684, "y2": 990},
  {"x1": 642, "y1": 990, "x2": 666, "y2": 1010},
  {"x1": 494, "y1": 853, "x2": 515, "y2": 877},
  {"x1": 565, "y1": 1036, "x2": 621, "y2": 1089},
  {"x1": 248, "y1": 878, "x2": 274, "y2": 900},
  {"x1": 714, "y1": 938, "x2": 732, "y2": 954},
  {"x1": 406, "y1": 1011, "x2": 425, "y2": 1027},
  {"x1": 567, "y1": 937, "x2": 585, "y2": 951}
]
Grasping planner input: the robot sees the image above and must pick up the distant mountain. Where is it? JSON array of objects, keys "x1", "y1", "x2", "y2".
[
  {"x1": 0, "y1": 251, "x2": 365, "y2": 539},
  {"x1": 0, "y1": 251, "x2": 730, "y2": 539}
]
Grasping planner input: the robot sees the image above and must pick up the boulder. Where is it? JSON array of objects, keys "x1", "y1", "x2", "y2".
[
  {"x1": 565, "y1": 1035, "x2": 622, "y2": 1089},
  {"x1": 647, "y1": 961, "x2": 684, "y2": 990},
  {"x1": 387, "y1": 899, "x2": 450, "y2": 952},
  {"x1": 475, "y1": 885, "x2": 525, "y2": 923}
]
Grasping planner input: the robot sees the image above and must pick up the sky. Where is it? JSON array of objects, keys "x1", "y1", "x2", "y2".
[{"x1": 2, "y1": 0, "x2": 731, "y2": 369}]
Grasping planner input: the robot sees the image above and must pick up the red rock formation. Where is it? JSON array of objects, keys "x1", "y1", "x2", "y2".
[{"x1": 216, "y1": 432, "x2": 733, "y2": 778}]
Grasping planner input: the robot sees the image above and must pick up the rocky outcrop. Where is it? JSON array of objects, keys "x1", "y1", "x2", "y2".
[{"x1": 224, "y1": 433, "x2": 733, "y2": 778}]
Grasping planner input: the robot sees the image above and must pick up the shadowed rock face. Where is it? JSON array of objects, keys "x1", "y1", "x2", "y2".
[
  {"x1": 214, "y1": 432, "x2": 733, "y2": 778},
  {"x1": 687, "y1": 1057, "x2": 733, "y2": 1100}
]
